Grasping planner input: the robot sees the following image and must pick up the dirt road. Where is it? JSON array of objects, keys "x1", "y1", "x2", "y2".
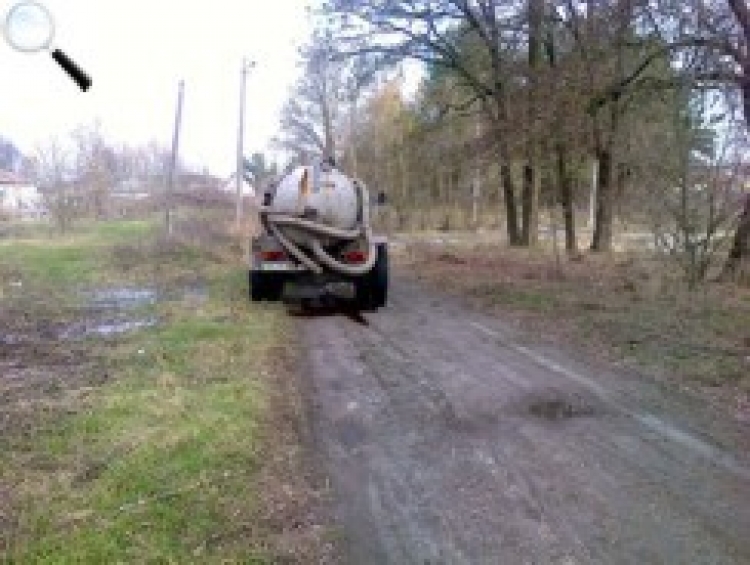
[{"x1": 298, "y1": 276, "x2": 750, "y2": 564}]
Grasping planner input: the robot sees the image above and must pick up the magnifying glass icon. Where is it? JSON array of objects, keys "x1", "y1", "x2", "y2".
[{"x1": 3, "y1": 1, "x2": 92, "y2": 91}]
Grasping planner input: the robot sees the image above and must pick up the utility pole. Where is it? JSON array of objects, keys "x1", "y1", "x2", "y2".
[
  {"x1": 236, "y1": 58, "x2": 255, "y2": 228},
  {"x1": 166, "y1": 79, "x2": 184, "y2": 235}
]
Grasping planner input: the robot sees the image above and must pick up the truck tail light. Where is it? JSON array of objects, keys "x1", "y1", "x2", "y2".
[
  {"x1": 261, "y1": 250, "x2": 287, "y2": 261},
  {"x1": 342, "y1": 250, "x2": 367, "y2": 263}
]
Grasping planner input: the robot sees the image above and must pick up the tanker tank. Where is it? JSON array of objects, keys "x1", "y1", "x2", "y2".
[{"x1": 249, "y1": 157, "x2": 389, "y2": 310}]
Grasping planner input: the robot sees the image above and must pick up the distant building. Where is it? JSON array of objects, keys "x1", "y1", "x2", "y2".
[
  {"x1": 111, "y1": 178, "x2": 152, "y2": 201},
  {"x1": 180, "y1": 172, "x2": 223, "y2": 192},
  {"x1": 219, "y1": 173, "x2": 255, "y2": 198},
  {"x1": 0, "y1": 169, "x2": 47, "y2": 220}
]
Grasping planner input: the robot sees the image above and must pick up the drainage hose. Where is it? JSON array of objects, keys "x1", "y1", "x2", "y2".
[{"x1": 258, "y1": 179, "x2": 377, "y2": 276}]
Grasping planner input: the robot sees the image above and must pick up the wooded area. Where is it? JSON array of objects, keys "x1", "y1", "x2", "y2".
[{"x1": 274, "y1": 0, "x2": 750, "y2": 285}]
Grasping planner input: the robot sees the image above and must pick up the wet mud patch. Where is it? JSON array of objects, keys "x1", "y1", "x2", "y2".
[
  {"x1": 0, "y1": 341, "x2": 93, "y2": 370},
  {"x1": 51, "y1": 282, "x2": 209, "y2": 341},
  {"x1": 0, "y1": 284, "x2": 173, "y2": 441},
  {"x1": 81, "y1": 287, "x2": 157, "y2": 310},
  {"x1": 334, "y1": 413, "x2": 368, "y2": 451},
  {"x1": 287, "y1": 303, "x2": 370, "y2": 326},
  {"x1": 1, "y1": 314, "x2": 156, "y2": 345},
  {"x1": 57, "y1": 316, "x2": 157, "y2": 340},
  {"x1": 450, "y1": 388, "x2": 610, "y2": 434},
  {"x1": 79, "y1": 283, "x2": 208, "y2": 311},
  {"x1": 528, "y1": 397, "x2": 598, "y2": 420},
  {"x1": 522, "y1": 389, "x2": 604, "y2": 421}
]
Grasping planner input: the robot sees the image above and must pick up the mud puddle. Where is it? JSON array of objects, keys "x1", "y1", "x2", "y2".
[
  {"x1": 1, "y1": 283, "x2": 207, "y2": 345},
  {"x1": 57, "y1": 317, "x2": 158, "y2": 340},
  {"x1": 81, "y1": 288, "x2": 158, "y2": 310},
  {"x1": 60, "y1": 287, "x2": 160, "y2": 340},
  {"x1": 80, "y1": 282, "x2": 208, "y2": 310}
]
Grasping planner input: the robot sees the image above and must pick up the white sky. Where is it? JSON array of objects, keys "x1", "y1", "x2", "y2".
[{"x1": 0, "y1": 0, "x2": 317, "y2": 177}]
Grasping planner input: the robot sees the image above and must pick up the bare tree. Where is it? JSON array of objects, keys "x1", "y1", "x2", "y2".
[
  {"x1": 521, "y1": 0, "x2": 544, "y2": 246},
  {"x1": 640, "y1": 88, "x2": 744, "y2": 287},
  {"x1": 320, "y1": 0, "x2": 534, "y2": 245},
  {"x1": 316, "y1": 0, "x2": 750, "y2": 272},
  {"x1": 721, "y1": 0, "x2": 750, "y2": 278},
  {"x1": 578, "y1": 0, "x2": 749, "y2": 264},
  {"x1": 71, "y1": 121, "x2": 117, "y2": 219},
  {"x1": 274, "y1": 29, "x2": 377, "y2": 163},
  {"x1": 32, "y1": 137, "x2": 75, "y2": 233}
]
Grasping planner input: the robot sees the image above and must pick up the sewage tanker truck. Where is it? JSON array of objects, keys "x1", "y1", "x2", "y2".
[{"x1": 249, "y1": 158, "x2": 388, "y2": 310}]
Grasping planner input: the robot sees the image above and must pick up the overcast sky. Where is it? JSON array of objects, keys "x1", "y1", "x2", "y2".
[{"x1": 0, "y1": 0, "x2": 318, "y2": 177}]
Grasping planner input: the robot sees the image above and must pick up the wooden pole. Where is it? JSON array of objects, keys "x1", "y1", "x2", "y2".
[
  {"x1": 236, "y1": 59, "x2": 256, "y2": 228},
  {"x1": 166, "y1": 79, "x2": 184, "y2": 235}
]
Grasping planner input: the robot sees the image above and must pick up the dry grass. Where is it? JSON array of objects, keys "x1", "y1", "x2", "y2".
[{"x1": 397, "y1": 239, "x2": 750, "y2": 422}]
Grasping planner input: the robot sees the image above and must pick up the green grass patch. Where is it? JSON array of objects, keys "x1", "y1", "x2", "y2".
[
  {"x1": 0, "y1": 241, "x2": 99, "y2": 285},
  {"x1": 469, "y1": 282, "x2": 560, "y2": 311},
  {"x1": 1, "y1": 218, "x2": 322, "y2": 563},
  {"x1": 88, "y1": 218, "x2": 156, "y2": 242},
  {"x1": 0, "y1": 219, "x2": 157, "y2": 287},
  {"x1": 6, "y1": 278, "x2": 286, "y2": 562}
]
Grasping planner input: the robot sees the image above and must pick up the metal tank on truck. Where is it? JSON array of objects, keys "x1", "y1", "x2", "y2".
[{"x1": 249, "y1": 157, "x2": 388, "y2": 310}]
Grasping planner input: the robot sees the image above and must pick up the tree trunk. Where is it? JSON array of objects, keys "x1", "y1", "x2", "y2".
[
  {"x1": 322, "y1": 104, "x2": 335, "y2": 160},
  {"x1": 500, "y1": 159, "x2": 521, "y2": 246},
  {"x1": 590, "y1": 149, "x2": 614, "y2": 252},
  {"x1": 556, "y1": 143, "x2": 577, "y2": 253},
  {"x1": 399, "y1": 131, "x2": 408, "y2": 214},
  {"x1": 722, "y1": 78, "x2": 750, "y2": 274},
  {"x1": 521, "y1": 0, "x2": 543, "y2": 247},
  {"x1": 521, "y1": 164, "x2": 539, "y2": 246},
  {"x1": 722, "y1": 194, "x2": 750, "y2": 280}
]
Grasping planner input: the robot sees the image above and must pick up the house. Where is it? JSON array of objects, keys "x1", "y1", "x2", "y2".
[{"x1": 0, "y1": 170, "x2": 47, "y2": 220}]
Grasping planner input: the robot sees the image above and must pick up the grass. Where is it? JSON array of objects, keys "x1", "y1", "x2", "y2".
[
  {"x1": 0, "y1": 219, "x2": 156, "y2": 286},
  {"x1": 399, "y1": 240, "x2": 750, "y2": 406},
  {"x1": 470, "y1": 282, "x2": 560, "y2": 311},
  {"x1": 12, "y1": 315, "x2": 273, "y2": 562},
  {"x1": 1, "y1": 217, "x2": 336, "y2": 563}
]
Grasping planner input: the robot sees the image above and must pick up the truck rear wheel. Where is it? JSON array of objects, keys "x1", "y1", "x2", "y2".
[
  {"x1": 354, "y1": 243, "x2": 388, "y2": 310},
  {"x1": 250, "y1": 270, "x2": 265, "y2": 302},
  {"x1": 267, "y1": 275, "x2": 284, "y2": 301},
  {"x1": 250, "y1": 271, "x2": 284, "y2": 302},
  {"x1": 370, "y1": 243, "x2": 388, "y2": 308}
]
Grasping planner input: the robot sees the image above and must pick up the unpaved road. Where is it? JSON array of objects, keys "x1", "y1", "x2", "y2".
[{"x1": 298, "y1": 276, "x2": 750, "y2": 564}]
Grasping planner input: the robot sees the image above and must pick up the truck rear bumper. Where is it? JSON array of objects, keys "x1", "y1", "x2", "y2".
[
  {"x1": 252, "y1": 261, "x2": 307, "y2": 272},
  {"x1": 250, "y1": 265, "x2": 358, "y2": 303},
  {"x1": 282, "y1": 280, "x2": 356, "y2": 302}
]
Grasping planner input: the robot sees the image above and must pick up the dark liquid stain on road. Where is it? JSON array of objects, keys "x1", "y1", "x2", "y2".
[
  {"x1": 287, "y1": 300, "x2": 370, "y2": 326},
  {"x1": 527, "y1": 394, "x2": 600, "y2": 421}
]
